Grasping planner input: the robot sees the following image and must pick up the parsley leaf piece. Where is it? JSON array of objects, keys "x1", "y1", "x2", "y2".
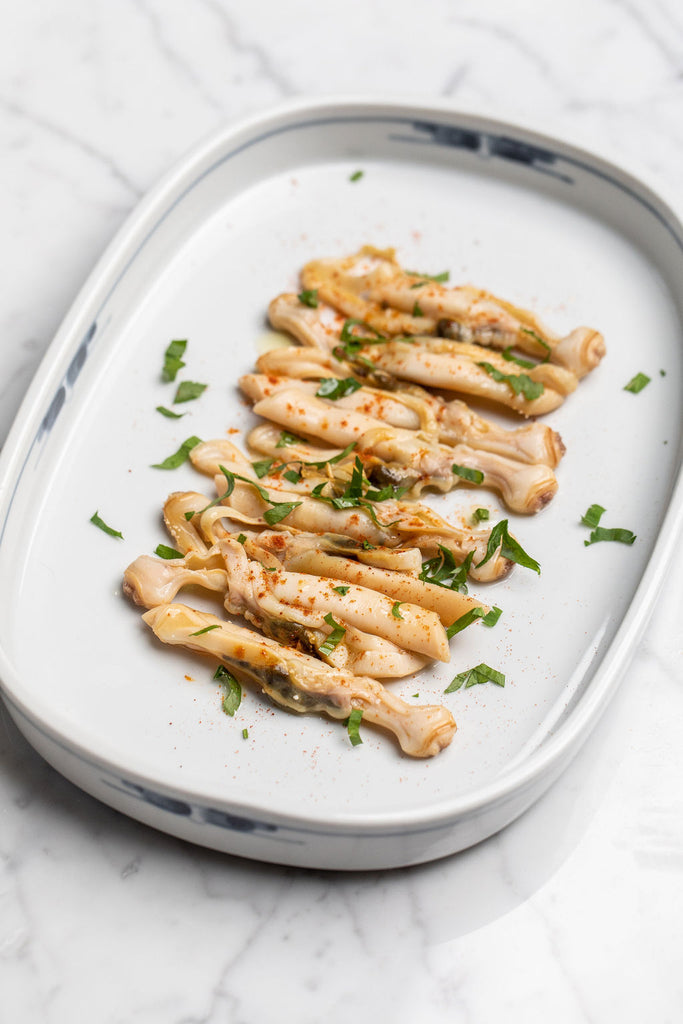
[
  {"x1": 190, "y1": 624, "x2": 220, "y2": 636},
  {"x1": 297, "y1": 289, "x2": 319, "y2": 308},
  {"x1": 184, "y1": 463, "x2": 236, "y2": 520},
  {"x1": 214, "y1": 665, "x2": 242, "y2": 716},
  {"x1": 334, "y1": 319, "x2": 387, "y2": 360},
  {"x1": 584, "y1": 526, "x2": 636, "y2": 547},
  {"x1": 405, "y1": 269, "x2": 450, "y2": 284},
  {"x1": 477, "y1": 361, "x2": 545, "y2": 401},
  {"x1": 520, "y1": 327, "x2": 551, "y2": 362},
  {"x1": 90, "y1": 511, "x2": 123, "y2": 539},
  {"x1": 473, "y1": 507, "x2": 489, "y2": 523},
  {"x1": 349, "y1": 170, "x2": 364, "y2": 182},
  {"x1": 263, "y1": 502, "x2": 302, "y2": 526},
  {"x1": 162, "y1": 339, "x2": 187, "y2": 382},
  {"x1": 301, "y1": 441, "x2": 356, "y2": 470},
  {"x1": 419, "y1": 547, "x2": 473, "y2": 592},
  {"x1": 155, "y1": 544, "x2": 184, "y2": 559},
  {"x1": 362, "y1": 540, "x2": 375, "y2": 550},
  {"x1": 333, "y1": 585, "x2": 350, "y2": 595},
  {"x1": 452, "y1": 463, "x2": 484, "y2": 485},
  {"x1": 174, "y1": 380, "x2": 207, "y2": 404},
  {"x1": 316, "y1": 377, "x2": 362, "y2": 400},
  {"x1": 412, "y1": 300, "x2": 424, "y2": 317},
  {"x1": 660, "y1": 369, "x2": 666, "y2": 377},
  {"x1": 624, "y1": 372, "x2": 651, "y2": 394},
  {"x1": 275, "y1": 430, "x2": 303, "y2": 448},
  {"x1": 151, "y1": 435, "x2": 202, "y2": 470},
  {"x1": 391, "y1": 601, "x2": 403, "y2": 619},
  {"x1": 156, "y1": 405, "x2": 185, "y2": 419},
  {"x1": 346, "y1": 708, "x2": 363, "y2": 746},
  {"x1": 445, "y1": 605, "x2": 501, "y2": 639},
  {"x1": 283, "y1": 468, "x2": 302, "y2": 485},
  {"x1": 501, "y1": 347, "x2": 536, "y2": 369},
  {"x1": 242, "y1": 727, "x2": 249, "y2": 739},
  {"x1": 251, "y1": 458, "x2": 276, "y2": 479},
  {"x1": 476, "y1": 519, "x2": 540, "y2": 574},
  {"x1": 318, "y1": 613, "x2": 347, "y2": 657},
  {"x1": 237, "y1": 533, "x2": 247, "y2": 544},
  {"x1": 445, "y1": 663, "x2": 506, "y2": 692},
  {"x1": 581, "y1": 504, "x2": 606, "y2": 528}
]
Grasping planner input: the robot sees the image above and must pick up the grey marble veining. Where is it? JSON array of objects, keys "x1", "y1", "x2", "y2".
[{"x1": 1, "y1": 2, "x2": 682, "y2": 1021}]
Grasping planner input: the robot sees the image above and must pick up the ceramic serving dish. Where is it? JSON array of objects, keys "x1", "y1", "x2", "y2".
[{"x1": 0, "y1": 99, "x2": 681, "y2": 869}]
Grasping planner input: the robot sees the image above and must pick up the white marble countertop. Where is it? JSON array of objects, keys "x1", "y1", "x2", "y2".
[{"x1": 1, "y1": 3, "x2": 682, "y2": 1021}]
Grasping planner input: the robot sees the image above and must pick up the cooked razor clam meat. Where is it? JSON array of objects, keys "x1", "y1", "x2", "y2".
[
  {"x1": 300, "y1": 246, "x2": 605, "y2": 378},
  {"x1": 251, "y1": 387, "x2": 558, "y2": 513},
  {"x1": 143, "y1": 603, "x2": 457, "y2": 757}
]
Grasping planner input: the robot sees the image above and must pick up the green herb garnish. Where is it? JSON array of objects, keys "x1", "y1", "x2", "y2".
[
  {"x1": 624, "y1": 372, "x2": 651, "y2": 394},
  {"x1": 297, "y1": 289, "x2": 319, "y2": 308},
  {"x1": 190, "y1": 624, "x2": 220, "y2": 636},
  {"x1": 310, "y1": 457, "x2": 404, "y2": 528},
  {"x1": 155, "y1": 544, "x2": 184, "y2": 559},
  {"x1": 156, "y1": 405, "x2": 185, "y2": 419},
  {"x1": 520, "y1": 327, "x2": 551, "y2": 362},
  {"x1": 275, "y1": 430, "x2": 303, "y2": 448},
  {"x1": 237, "y1": 533, "x2": 247, "y2": 544},
  {"x1": 333, "y1": 585, "x2": 350, "y2": 595},
  {"x1": 283, "y1": 468, "x2": 302, "y2": 485},
  {"x1": 162, "y1": 339, "x2": 187, "y2": 382},
  {"x1": 419, "y1": 547, "x2": 473, "y2": 593},
  {"x1": 477, "y1": 361, "x2": 544, "y2": 401},
  {"x1": 242, "y1": 728, "x2": 249, "y2": 739},
  {"x1": 452, "y1": 463, "x2": 484, "y2": 485},
  {"x1": 174, "y1": 380, "x2": 207, "y2": 403},
  {"x1": 90, "y1": 511, "x2": 123, "y2": 539},
  {"x1": 476, "y1": 519, "x2": 540, "y2": 574},
  {"x1": 445, "y1": 663, "x2": 506, "y2": 692},
  {"x1": 151, "y1": 435, "x2": 202, "y2": 469},
  {"x1": 316, "y1": 377, "x2": 362, "y2": 400},
  {"x1": 445, "y1": 605, "x2": 502, "y2": 639},
  {"x1": 406, "y1": 269, "x2": 450, "y2": 284},
  {"x1": 391, "y1": 601, "x2": 403, "y2": 619},
  {"x1": 473, "y1": 507, "x2": 489, "y2": 523},
  {"x1": 251, "y1": 458, "x2": 275, "y2": 479},
  {"x1": 346, "y1": 708, "x2": 363, "y2": 746},
  {"x1": 581, "y1": 504, "x2": 606, "y2": 528},
  {"x1": 412, "y1": 301, "x2": 424, "y2": 317},
  {"x1": 501, "y1": 347, "x2": 536, "y2": 369},
  {"x1": 214, "y1": 665, "x2": 242, "y2": 716},
  {"x1": 349, "y1": 170, "x2": 364, "y2": 182},
  {"x1": 584, "y1": 526, "x2": 636, "y2": 547},
  {"x1": 318, "y1": 614, "x2": 346, "y2": 657}
]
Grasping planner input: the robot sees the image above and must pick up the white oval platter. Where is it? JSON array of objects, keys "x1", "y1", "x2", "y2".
[{"x1": 0, "y1": 99, "x2": 681, "y2": 870}]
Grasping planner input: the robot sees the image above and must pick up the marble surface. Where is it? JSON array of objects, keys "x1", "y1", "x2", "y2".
[{"x1": 1, "y1": 2, "x2": 682, "y2": 1021}]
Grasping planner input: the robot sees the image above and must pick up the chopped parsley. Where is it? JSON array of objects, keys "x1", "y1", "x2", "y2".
[
  {"x1": 316, "y1": 377, "x2": 362, "y2": 400},
  {"x1": 185, "y1": 465, "x2": 301, "y2": 525},
  {"x1": 520, "y1": 327, "x2": 551, "y2": 362},
  {"x1": 476, "y1": 519, "x2": 540, "y2": 574},
  {"x1": 90, "y1": 511, "x2": 123, "y2": 539},
  {"x1": 501, "y1": 347, "x2": 536, "y2": 369},
  {"x1": 236, "y1": 533, "x2": 247, "y2": 544},
  {"x1": 162, "y1": 339, "x2": 187, "y2": 382},
  {"x1": 452, "y1": 463, "x2": 484, "y2": 485},
  {"x1": 581, "y1": 504, "x2": 636, "y2": 546},
  {"x1": 174, "y1": 380, "x2": 207, "y2": 403},
  {"x1": 581, "y1": 504, "x2": 606, "y2": 528},
  {"x1": 275, "y1": 430, "x2": 303, "y2": 448},
  {"x1": 214, "y1": 665, "x2": 242, "y2": 716},
  {"x1": 473, "y1": 507, "x2": 490, "y2": 523},
  {"x1": 251, "y1": 457, "x2": 275, "y2": 478},
  {"x1": 318, "y1": 614, "x2": 346, "y2": 657},
  {"x1": 156, "y1": 405, "x2": 185, "y2": 419},
  {"x1": 412, "y1": 300, "x2": 424, "y2": 317},
  {"x1": 151, "y1": 435, "x2": 202, "y2": 469},
  {"x1": 242, "y1": 727, "x2": 249, "y2": 739},
  {"x1": 333, "y1": 585, "x2": 350, "y2": 595},
  {"x1": 297, "y1": 289, "x2": 319, "y2": 308},
  {"x1": 445, "y1": 605, "x2": 502, "y2": 639},
  {"x1": 624, "y1": 372, "x2": 651, "y2": 394},
  {"x1": 283, "y1": 468, "x2": 302, "y2": 485},
  {"x1": 349, "y1": 170, "x2": 364, "y2": 182},
  {"x1": 346, "y1": 708, "x2": 363, "y2": 746},
  {"x1": 310, "y1": 456, "x2": 405, "y2": 528},
  {"x1": 405, "y1": 269, "x2": 450, "y2": 284},
  {"x1": 391, "y1": 601, "x2": 403, "y2": 619},
  {"x1": 154, "y1": 544, "x2": 184, "y2": 559},
  {"x1": 477, "y1": 361, "x2": 544, "y2": 401},
  {"x1": 445, "y1": 663, "x2": 506, "y2": 692},
  {"x1": 190, "y1": 624, "x2": 220, "y2": 636},
  {"x1": 419, "y1": 547, "x2": 473, "y2": 593}
]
